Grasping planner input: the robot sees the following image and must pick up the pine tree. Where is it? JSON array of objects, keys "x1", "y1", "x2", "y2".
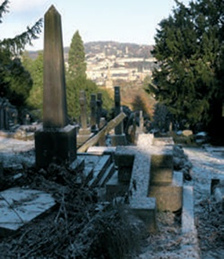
[
  {"x1": 68, "y1": 30, "x2": 86, "y2": 78},
  {"x1": 66, "y1": 31, "x2": 113, "y2": 120},
  {"x1": 148, "y1": 0, "x2": 224, "y2": 134}
]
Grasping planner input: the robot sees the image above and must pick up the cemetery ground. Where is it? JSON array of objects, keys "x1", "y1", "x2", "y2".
[{"x1": 0, "y1": 136, "x2": 223, "y2": 259}]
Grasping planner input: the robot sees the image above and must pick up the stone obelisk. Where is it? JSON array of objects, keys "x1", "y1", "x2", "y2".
[
  {"x1": 35, "y1": 6, "x2": 76, "y2": 168},
  {"x1": 43, "y1": 5, "x2": 67, "y2": 129}
]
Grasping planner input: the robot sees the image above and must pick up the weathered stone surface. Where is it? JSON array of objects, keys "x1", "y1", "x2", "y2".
[
  {"x1": 79, "y1": 91, "x2": 88, "y2": 130},
  {"x1": 43, "y1": 5, "x2": 67, "y2": 129},
  {"x1": 86, "y1": 146, "x2": 116, "y2": 156},
  {"x1": 137, "y1": 133, "x2": 154, "y2": 146},
  {"x1": 106, "y1": 171, "x2": 129, "y2": 200},
  {"x1": 96, "y1": 93, "x2": 103, "y2": 127},
  {"x1": 150, "y1": 154, "x2": 173, "y2": 184},
  {"x1": 149, "y1": 171, "x2": 183, "y2": 211},
  {"x1": 115, "y1": 147, "x2": 135, "y2": 167},
  {"x1": 0, "y1": 187, "x2": 55, "y2": 236},
  {"x1": 114, "y1": 146, "x2": 135, "y2": 182},
  {"x1": 35, "y1": 125, "x2": 76, "y2": 168},
  {"x1": 77, "y1": 131, "x2": 93, "y2": 147},
  {"x1": 110, "y1": 133, "x2": 127, "y2": 146},
  {"x1": 130, "y1": 197, "x2": 157, "y2": 233},
  {"x1": 90, "y1": 94, "x2": 97, "y2": 132},
  {"x1": 114, "y1": 86, "x2": 123, "y2": 135},
  {"x1": 128, "y1": 150, "x2": 157, "y2": 232},
  {"x1": 152, "y1": 137, "x2": 174, "y2": 146},
  {"x1": 87, "y1": 155, "x2": 111, "y2": 187},
  {"x1": 35, "y1": 6, "x2": 77, "y2": 168},
  {"x1": 182, "y1": 185, "x2": 196, "y2": 234}
]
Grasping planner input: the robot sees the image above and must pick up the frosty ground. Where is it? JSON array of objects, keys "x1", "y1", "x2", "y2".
[{"x1": 0, "y1": 136, "x2": 223, "y2": 258}]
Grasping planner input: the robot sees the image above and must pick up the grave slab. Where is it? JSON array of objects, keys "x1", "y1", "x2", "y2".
[{"x1": 0, "y1": 187, "x2": 55, "y2": 236}]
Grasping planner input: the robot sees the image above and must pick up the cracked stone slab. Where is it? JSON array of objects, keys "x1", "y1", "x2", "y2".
[{"x1": 0, "y1": 187, "x2": 56, "y2": 236}]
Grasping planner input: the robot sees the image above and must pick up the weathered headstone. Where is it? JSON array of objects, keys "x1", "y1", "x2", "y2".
[
  {"x1": 0, "y1": 98, "x2": 10, "y2": 131},
  {"x1": 77, "y1": 91, "x2": 93, "y2": 147},
  {"x1": 139, "y1": 110, "x2": 144, "y2": 133},
  {"x1": 0, "y1": 98, "x2": 4, "y2": 130},
  {"x1": 111, "y1": 86, "x2": 127, "y2": 146},
  {"x1": 3, "y1": 99, "x2": 9, "y2": 130},
  {"x1": 96, "y1": 92, "x2": 103, "y2": 128},
  {"x1": 114, "y1": 86, "x2": 122, "y2": 135},
  {"x1": 90, "y1": 94, "x2": 98, "y2": 132},
  {"x1": 79, "y1": 91, "x2": 88, "y2": 130},
  {"x1": 35, "y1": 5, "x2": 76, "y2": 168}
]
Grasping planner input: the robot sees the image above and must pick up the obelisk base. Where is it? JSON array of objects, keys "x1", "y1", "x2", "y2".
[{"x1": 35, "y1": 125, "x2": 76, "y2": 168}]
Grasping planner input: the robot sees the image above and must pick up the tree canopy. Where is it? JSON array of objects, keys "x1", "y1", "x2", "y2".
[
  {"x1": 23, "y1": 51, "x2": 43, "y2": 115},
  {"x1": 0, "y1": 0, "x2": 42, "y2": 109},
  {"x1": 148, "y1": 0, "x2": 224, "y2": 134},
  {"x1": 68, "y1": 30, "x2": 86, "y2": 78}
]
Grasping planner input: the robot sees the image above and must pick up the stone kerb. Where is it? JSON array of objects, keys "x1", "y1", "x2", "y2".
[
  {"x1": 114, "y1": 146, "x2": 157, "y2": 232},
  {"x1": 137, "y1": 133, "x2": 183, "y2": 212},
  {"x1": 127, "y1": 147, "x2": 157, "y2": 233}
]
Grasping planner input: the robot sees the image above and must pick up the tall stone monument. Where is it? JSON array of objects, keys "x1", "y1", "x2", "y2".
[
  {"x1": 111, "y1": 86, "x2": 127, "y2": 146},
  {"x1": 35, "y1": 6, "x2": 76, "y2": 168}
]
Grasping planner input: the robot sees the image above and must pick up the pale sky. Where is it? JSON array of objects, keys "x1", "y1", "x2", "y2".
[{"x1": 0, "y1": 0, "x2": 191, "y2": 51}]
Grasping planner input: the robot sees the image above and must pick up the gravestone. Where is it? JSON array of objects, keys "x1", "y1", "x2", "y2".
[
  {"x1": 90, "y1": 94, "x2": 98, "y2": 132},
  {"x1": 114, "y1": 86, "x2": 122, "y2": 135},
  {"x1": 35, "y1": 5, "x2": 76, "y2": 168},
  {"x1": 111, "y1": 86, "x2": 127, "y2": 146},
  {"x1": 0, "y1": 98, "x2": 16, "y2": 131},
  {"x1": 3, "y1": 99, "x2": 9, "y2": 130},
  {"x1": 79, "y1": 90, "x2": 88, "y2": 130},
  {"x1": 77, "y1": 91, "x2": 93, "y2": 147},
  {"x1": 96, "y1": 92, "x2": 103, "y2": 128},
  {"x1": 139, "y1": 110, "x2": 144, "y2": 133}
]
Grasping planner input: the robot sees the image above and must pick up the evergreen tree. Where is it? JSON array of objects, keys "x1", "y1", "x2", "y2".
[
  {"x1": 66, "y1": 31, "x2": 113, "y2": 120},
  {"x1": 23, "y1": 51, "x2": 43, "y2": 114},
  {"x1": 148, "y1": 0, "x2": 224, "y2": 134},
  {"x1": 68, "y1": 30, "x2": 86, "y2": 78},
  {"x1": 0, "y1": 0, "x2": 42, "y2": 108}
]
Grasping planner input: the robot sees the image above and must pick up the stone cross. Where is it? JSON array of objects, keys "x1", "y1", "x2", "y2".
[
  {"x1": 43, "y1": 5, "x2": 67, "y2": 129},
  {"x1": 114, "y1": 86, "x2": 123, "y2": 135},
  {"x1": 79, "y1": 90, "x2": 87, "y2": 130}
]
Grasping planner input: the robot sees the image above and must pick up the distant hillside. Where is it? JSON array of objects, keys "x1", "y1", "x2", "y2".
[
  {"x1": 84, "y1": 41, "x2": 154, "y2": 58},
  {"x1": 29, "y1": 41, "x2": 154, "y2": 60}
]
